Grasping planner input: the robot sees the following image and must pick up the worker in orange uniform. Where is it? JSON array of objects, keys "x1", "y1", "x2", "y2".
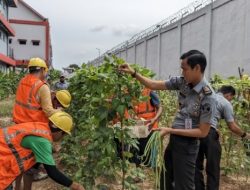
[
  {"x1": 31, "y1": 89, "x2": 72, "y2": 181},
  {"x1": 133, "y1": 88, "x2": 162, "y2": 130},
  {"x1": 1, "y1": 112, "x2": 85, "y2": 190},
  {"x1": 51, "y1": 89, "x2": 72, "y2": 154},
  {"x1": 12, "y1": 58, "x2": 65, "y2": 188},
  {"x1": 130, "y1": 88, "x2": 163, "y2": 166},
  {"x1": 51, "y1": 90, "x2": 72, "y2": 109},
  {"x1": 13, "y1": 57, "x2": 58, "y2": 124}
]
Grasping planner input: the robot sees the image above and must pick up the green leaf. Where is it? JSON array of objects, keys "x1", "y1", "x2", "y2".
[
  {"x1": 116, "y1": 104, "x2": 126, "y2": 118},
  {"x1": 123, "y1": 151, "x2": 133, "y2": 159},
  {"x1": 112, "y1": 98, "x2": 120, "y2": 109},
  {"x1": 75, "y1": 168, "x2": 83, "y2": 179}
]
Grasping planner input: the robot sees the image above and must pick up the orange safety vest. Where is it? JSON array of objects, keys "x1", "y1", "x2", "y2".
[
  {"x1": 133, "y1": 88, "x2": 158, "y2": 129},
  {"x1": 112, "y1": 109, "x2": 130, "y2": 125},
  {"x1": 13, "y1": 74, "x2": 48, "y2": 124},
  {"x1": 0, "y1": 122, "x2": 52, "y2": 189}
]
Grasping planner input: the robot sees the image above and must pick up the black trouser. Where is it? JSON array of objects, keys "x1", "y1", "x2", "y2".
[
  {"x1": 130, "y1": 132, "x2": 153, "y2": 166},
  {"x1": 115, "y1": 133, "x2": 153, "y2": 167},
  {"x1": 160, "y1": 134, "x2": 199, "y2": 190},
  {"x1": 195, "y1": 128, "x2": 221, "y2": 190}
]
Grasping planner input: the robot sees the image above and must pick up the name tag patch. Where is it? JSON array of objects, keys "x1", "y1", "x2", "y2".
[{"x1": 185, "y1": 118, "x2": 192, "y2": 129}]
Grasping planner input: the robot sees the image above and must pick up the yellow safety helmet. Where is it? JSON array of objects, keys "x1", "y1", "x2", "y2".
[
  {"x1": 56, "y1": 90, "x2": 72, "y2": 108},
  {"x1": 28, "y1": 57, "x2": 48, "y2": 72},
  {"x1": 49, "y1": 111, "x2": 73, "y2": 135}
]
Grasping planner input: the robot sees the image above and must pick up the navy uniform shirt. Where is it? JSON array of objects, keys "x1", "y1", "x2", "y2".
[
  {"x1": 210, "y1": 93, "x2": 234, "y2": 129},
  {"x1": 55, "y1": 81, "x2": 69, "y2": 90},
  {"x1": 165, "y1": 76, "x2": 216, "y2": 129}
]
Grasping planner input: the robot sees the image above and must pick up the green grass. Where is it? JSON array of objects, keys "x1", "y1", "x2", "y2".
[{"x1": 0, "y1": 96, "x2": 15, "y2": 117}]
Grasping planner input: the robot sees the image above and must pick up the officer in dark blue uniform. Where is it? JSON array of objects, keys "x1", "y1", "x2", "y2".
[{"x1": 119, "y1": 50, "x2": 216, "y2": 190}]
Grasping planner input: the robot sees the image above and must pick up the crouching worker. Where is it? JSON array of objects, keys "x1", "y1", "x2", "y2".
[
  {"x1": 52, "y1": 90, "x2": 72, "y2": 109},
  {"x1": 0, "y1": 112, "x2": 85, "y2": 190},
  {"x1": 31, "y1": 89, "x2": 72, "y2": 181},
  {"x1": 50, "y1": 89, "x2": 72, "y2": 155}
]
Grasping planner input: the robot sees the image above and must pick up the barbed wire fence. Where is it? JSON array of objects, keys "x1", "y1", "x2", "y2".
[{"x1": 88, "y1": 0, "x2": 217, "y2": 66}]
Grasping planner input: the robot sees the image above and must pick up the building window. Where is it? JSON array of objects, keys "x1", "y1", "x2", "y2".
[
  {"x1": 3, "y1": 35, "x2": 5, "y2": 42},
  {"x1": 9, "y1": 38, "x2": 12, "y2": 44},
  {"x1": 32, "y1": 40, "x2": 40, "y2": 46},
  {"x1": 18, "y1": 39, "x2": 27, "y2": 45},
  {"x1": 0, "y1": 31, "x2": 2, "y2": 39},
  {"x1": 0, "y1": 0, "x2": 2, "y2": 5},
  {"x1": 3, "y1": 1, "x2": 5, "y2": 9}
]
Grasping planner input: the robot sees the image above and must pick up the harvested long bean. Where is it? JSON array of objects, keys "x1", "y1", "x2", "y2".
[{"x1": 142, "y1": 132, "x2": 166, "y2": 189}]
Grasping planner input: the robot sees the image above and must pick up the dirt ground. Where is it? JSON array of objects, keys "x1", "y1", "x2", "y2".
[
  {"x1": 31, "y1": 174, "x2": 250, "y2": 190},
  {"x1": 0, "y1": 117, "x2": 13, "y2": 127},
  {"x1": 2, "y1": 122, "x2": 250, "y2": 190},
  {"x1": 1, "y1": 113, "x2": 250, "y2": 190},
  {"x1": 24, "y1": 144, "x2": 250, "y2": 190},
  {"x1": 31, "y1": 146, "x2": 250, "y2": 190}
]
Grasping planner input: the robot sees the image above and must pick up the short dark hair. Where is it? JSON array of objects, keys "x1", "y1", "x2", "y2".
[
  {"x1": 50, "y1": 127, "x2": 62, "y2": 133},
  {"x1": 218, "y1": 85, "x2": 236, "y2": 96},
  {"x1": 49, "y1": 122, "x2": 63, "y2": 133},
  {"x1": 180, "y1": 50, "x2": 207, "y2": 73}
]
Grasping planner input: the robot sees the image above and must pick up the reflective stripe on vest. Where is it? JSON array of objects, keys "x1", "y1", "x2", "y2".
[
  {"x1": 22, "y1": 153, "x2": 34, "y2": 161},
  {"x1": 15, "y1": 80, "x2": 43, "y2": 111},
  {"x1": 3, "y1": 126, "x2": 50, "y2": 173},
  {"x1": 0, "y1": 122, "x2": 52, "y2": 190},
  {"x1": 15, "y1": 101, "x2": 42, "y2": 110},
  {"x1": 3, "y1": 128, "x2": 25, "y2": 173}
]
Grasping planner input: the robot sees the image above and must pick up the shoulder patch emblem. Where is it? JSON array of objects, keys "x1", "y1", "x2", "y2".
[
  {"x1": 201, "y1": 103, "x2": 211, "y2": 114},
  {"x1": 203, "y1": 86, "x2": 212, "y2": 95}
]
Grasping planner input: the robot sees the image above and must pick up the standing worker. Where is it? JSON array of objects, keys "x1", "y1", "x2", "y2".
[
  {"x1": 13, "y1": 57, "x2": 58, "y2": 124},
  {"x1": 195, "y1": 85, "x2": 250, "y2": 190},
  {"x1": 131, "y1": 87, "x2": 163, "y2": 166},
  {"x1": 1, "y1": 112, "x2": 85, "y2": 190},
  {"x1": 133, "y1": 88, "x2": 162, "y2": 130},
  {"x1": 112, "y1": 87, "x2": 162, "y2": 165},
  {"x1": 119, "y1": 50, "x2": 216, "y2": 190},
  {"x1": 55, "y1": 74, "x2": 69, "y2": 90}
]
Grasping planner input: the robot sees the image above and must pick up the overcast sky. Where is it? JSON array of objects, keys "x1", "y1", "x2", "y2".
[{"x1": 24, "y1": 0, "x2": 195, "y2": 70}]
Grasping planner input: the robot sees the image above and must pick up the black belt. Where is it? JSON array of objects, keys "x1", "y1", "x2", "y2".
[{"x1": 171, "y1": 134, "x2": 198, "y2": 142}]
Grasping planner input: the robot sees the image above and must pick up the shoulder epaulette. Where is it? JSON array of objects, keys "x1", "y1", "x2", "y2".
[{"x1": 203, "y1": 85, "x2": 212, "y2": 95}]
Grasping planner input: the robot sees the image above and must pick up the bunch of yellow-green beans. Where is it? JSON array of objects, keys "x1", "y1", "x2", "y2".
[{"x1": 142, "y1": 131, "x2": 166, "y2": 189}]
